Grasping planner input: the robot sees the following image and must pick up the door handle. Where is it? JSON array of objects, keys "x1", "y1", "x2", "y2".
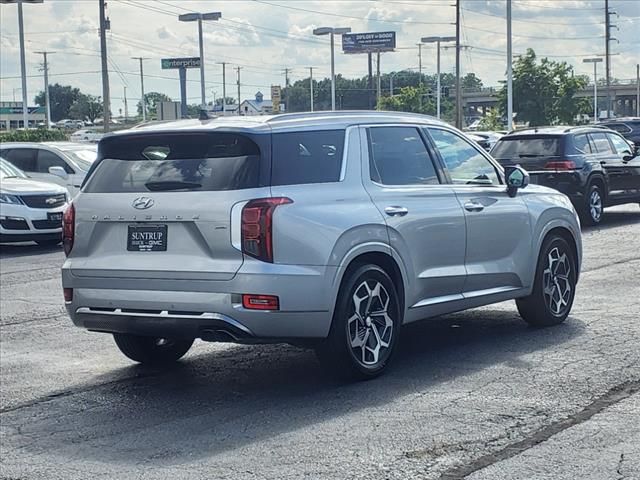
[
  {"x1": 384, "y1": 206, "x2": 409, "y2": 217},
  {"x1": 464, "y1": 201, "x2": 484, "y2": 212}
]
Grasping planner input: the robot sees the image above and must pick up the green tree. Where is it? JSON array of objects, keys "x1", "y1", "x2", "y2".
[
  {"x1": 34, "y1": 84, "x2": 81, "y2": 122},
  {"x1": 462, "y1": 72, "x2": 483, "y2": 91},
  {"x1": 214, "y1": 97, "x2": 237, "y2": 106},
  {"x1": 377, "y1": 86, "x2": 435, "y2": 115},
  {"x1": 498, "y1": 49, "x2": 589, "y2": 126},
  {"x1": 69, "y1": 94, "x2": 103, "y2": 123},
  {"x1": 137, "y1": 92, "x2": 172, "y2": 119},
  {"x1": 478, "y1": 108, "x2": 504, "y2": 130}
]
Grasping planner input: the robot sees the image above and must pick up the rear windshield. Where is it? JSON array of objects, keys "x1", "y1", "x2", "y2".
[
  {"x1": 271, "y1": 130, "x2": 345, "y2": 185},
  {"x1": 84, "y1": 133, "x2": 262, "y2": 193},
  {"x1": 491, "y1": 136, "x2": 561, "y2": 159}
]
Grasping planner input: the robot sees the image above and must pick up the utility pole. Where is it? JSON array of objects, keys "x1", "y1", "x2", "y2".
[
  {"x1": 368, "y1": 53, "x2": 374, "y2": 109},
  {"x1": 605, "y1": 0, "x2": 614, "y2": 119},
  {"x1": 218, "y1": 62, "x2": 227, "y2": 115},
  {"x1": 636, "y1": 64, "x2": 639, "y2": 117},
  {"x1": 455, "y1": 0, "x2": 462, "y2": 129},
  {"x1": 35, "y1": 51, "x2": 53, "y2": 128},
  {"x1": 283, "y1": 68, "x2": 291, "y2": 112},
  {"x1": 123, "y1": 86, "x2": 128, "y2": 122},
  {"x1": 236, "y1": 66, "x2": 242, "y2": 115},
  {"x1": 506, "y1": 0, "x2": 513, "y2": 131},
  {"x1": 308, "y1": 67, "x2": 315, "y2": 112},
  {"x1": 376, "y1": 52, "x2": 381, "y2": 105},
  {"x1": 417, "y1": 43, "x2": 423, "y2": 109},
  {"x1": 132, "y1": 57, "x2": 148, "y2": 121},
  {"x1": 99, "y1": 0, "x2": 111, "y2": 132}
]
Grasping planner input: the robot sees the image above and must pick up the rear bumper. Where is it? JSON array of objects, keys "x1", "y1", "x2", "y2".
[
  {"x1": 62, "y1": 264, "x2": 338, "y2": 340},
  {"x1": 529, "y1": 171, "x2": 586, "y2": 201}
]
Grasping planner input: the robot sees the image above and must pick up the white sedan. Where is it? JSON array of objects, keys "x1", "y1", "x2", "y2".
[
  {"x1": 0, "y1": 158, "x2": 69, "y2": 246},
  {"x1": 70, "y1": 129, "x2": 103, "y2": 143}
]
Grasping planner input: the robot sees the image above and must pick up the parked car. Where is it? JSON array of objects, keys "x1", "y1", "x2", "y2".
[
  {"x1": 0, "y1": 157, "x2": 68, "y2": 245},
  {"x1": 491, "y1": 126, "x2": 640, "y2": 226},
  {"x1": 472, "y1": 131, "x2": 504, "y2": 151},
  {"x1": 0, "y1": 142, "x2": 97, "y2": 197},
  {"x1": 70, "y1": 129, "x2": 104, "y2": 143},
  {"x1": 467, "y1": 133, "x2": 492, "y2": 151},
  {"x1": 56, "y1": 119, "x2": 84, "y2": 129},
  {"x1": 598, "y1": 117, "x2": 640, "y2": 147},
  {"x1": 62, "y1": 112, "x2": 582, "y2": 380}
]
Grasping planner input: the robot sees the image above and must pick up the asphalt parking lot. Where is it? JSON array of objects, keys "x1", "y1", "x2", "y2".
[{"x1": 1, "y1": 205, "x2": 638, "y2": 480}]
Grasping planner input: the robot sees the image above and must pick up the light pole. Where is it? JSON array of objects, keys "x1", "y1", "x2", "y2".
[
  {"x1": 313, "y1": 26, "x2": 351, "y2": 111},
  {"x1": 308, "y1": 67, "x2": 315, "y2": 112},
  {"x1": 1, "y1": 0, "x2": 44, "y2": 129},
  {"x1": 179, "y1": 11, "x2": 221, "y2": 108},
  {"x1": 421, "y1": 36, "x2": 456, "y2": 119},
  {"x1": 132, "y1": 57, "x2": 148, "y2": 121},
  {"x1": 583, "y1": 58, "x2": 603, "y2": 124}
]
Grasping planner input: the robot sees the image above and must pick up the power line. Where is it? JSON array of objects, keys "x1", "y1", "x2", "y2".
[{"x1": 460, "y1": 7, "x2": 606, "y2": 26}]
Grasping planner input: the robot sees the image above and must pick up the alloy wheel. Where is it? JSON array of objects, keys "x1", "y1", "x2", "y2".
[
  {"x1": 348, "y1": 280, "x2": 394, "y2": 366},
  {"x1": 542, "y1": 247, "x2": 572, "y2": 317},
  {"x1": 589, "y1": 190, "x2": 602, "y2": 223}
]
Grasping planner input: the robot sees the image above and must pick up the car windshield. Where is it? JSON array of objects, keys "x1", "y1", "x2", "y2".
[
  {"x1": 492, "y1": 136, "x2": 561, "y2": 158},
  {"x1": 0, "y1": 158, "x2": 28, "y2": 179},
  {"x1": 61, "y1": 147, "x2": 97, "y2": 171}
]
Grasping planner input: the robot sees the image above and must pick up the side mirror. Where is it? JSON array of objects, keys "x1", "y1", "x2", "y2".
[
  {"x1": 505, "y1": 165, "x2": 529, "y2": 197},
  {"x1": 48, "y1": 166, "x2": 68, "y2": 179}
]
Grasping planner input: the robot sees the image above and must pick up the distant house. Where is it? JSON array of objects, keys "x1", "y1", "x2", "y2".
[{"x1": 239, "y1": 92, "x2": 273, "y2": 116}]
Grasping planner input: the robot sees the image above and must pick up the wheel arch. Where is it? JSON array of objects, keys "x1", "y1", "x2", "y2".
[{"x1": 586, "y1": 172, "x2": 607, "y2": 203}]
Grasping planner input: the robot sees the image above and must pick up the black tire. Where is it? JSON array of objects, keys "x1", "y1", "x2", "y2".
[
  {"x1": 113, "y1": 334, "x2": 194, "y2": 365},
  {"x1": 581, "y1": 183, "x2": 604, "y2": 226},
  {"x1": 316, "y1": 264, "x2": 402, "y2": 381},
  {"x1": 36, "y1": 237, "x2": 62, "y2": 247},
  {"x1": 517, "y1": 235, "x2": 577, "y2": 327}
]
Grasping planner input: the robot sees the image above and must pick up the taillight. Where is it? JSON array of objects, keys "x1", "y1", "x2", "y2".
[
  {"x1": 241, "y1": 197, "x2": 292, "y2": 263},
  {"x1": 63, "y1": 203, "x2": 75, "y2": 256},
  {"x1": 63, "y1": 288, "x2": 73, "y2": 303},
  {"x1": 242, "y1": 294, "x2": 279, "y2": 310},
  {"x1": 544, "y1": 160, "x2": 577, "y2": 170}
]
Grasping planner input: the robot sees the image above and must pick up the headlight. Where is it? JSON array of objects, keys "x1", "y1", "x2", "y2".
[{"x1": 0, "y1": 193, "x2": 22, "y2": 205}]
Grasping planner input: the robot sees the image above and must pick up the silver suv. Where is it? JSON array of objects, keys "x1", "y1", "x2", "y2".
[{"x1": 62, "y1": 112, "x2": 582, "y2": 379}]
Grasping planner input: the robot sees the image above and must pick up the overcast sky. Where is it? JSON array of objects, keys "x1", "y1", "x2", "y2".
[{"x1": 1, "y1": 0, "x2": 638, "y2": 115}]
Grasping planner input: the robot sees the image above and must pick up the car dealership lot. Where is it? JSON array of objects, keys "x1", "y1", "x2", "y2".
[{"x1": 1, "y1": 205, "x2": 638, "y2": 480}]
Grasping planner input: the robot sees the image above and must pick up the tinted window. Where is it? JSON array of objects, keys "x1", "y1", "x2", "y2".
[
  {"x1": 37, "y1": 150, "x2": 74, "y2": 174},
  {"x1": 3, "y1": 148, "x2": 37, "y2": 171},
  {"x1": 61, "y1": 148, "x2": 97, "y2": 171},
  {"x1": 589, "y1": 133, "x2": 613, "y2": 154},
  {"x1": 607, "y1": 133, "x2": 632, "y2": 155},
  {"x1": 573, "y1": 134, "x2": 592, "y2": 154},
  {"x1": 368, "y1": 127, "x2": 439, "y2": 185},
  {"x1": 491, "y1": 136, "x2": 561, "y2": 159},
  {"x1": 428, "y1": 128, "x2": 500, "y2": 185},
  {"x1": 605, "y1": 123, "x2": 631, "y2": 134},
  {"x1": 85, "y1": 133, "x2": 261, "y2": 193},
  {"x1": 271, "y1": 130, "x2": 344, "y2": 186}
]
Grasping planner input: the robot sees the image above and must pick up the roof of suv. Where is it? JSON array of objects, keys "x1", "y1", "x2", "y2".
[
  {"x1": 505, "y1": 126, "x2": 613, "y2": 137},
  {"x1": 109, "y1": 111, "x2": 449, "y2": 137}
]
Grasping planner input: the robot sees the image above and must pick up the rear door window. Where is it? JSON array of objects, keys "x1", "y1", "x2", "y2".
[
  {"x1": 573, "y1": 134, "x2": 592, "y2": 154},
  {"x1": 368, "y1": 126, "x2": 440, "y2": 185},
  {"x1": 3, "y1": 148, "x2": 37, "y2": 172},
  {"x1": 271, "y1": 130, "x2": 345, "y2": 186},
  {"x1": 84, "y1": 132, "x2": 263, "y2": 193},
  {"x1": 588, "y1": 133, "x2": 613, "y2": 154}
]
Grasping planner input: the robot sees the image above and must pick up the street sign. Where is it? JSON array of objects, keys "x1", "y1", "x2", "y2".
[
  {"x1": 271, "y1": 85, "x2": 281, "y2": 113},
  {"x1": 342, "y1": 31, "x2": 396, "y2": 54},
  {"x1": 161, "y1": 57, "x2": 201, "y2": 69}
]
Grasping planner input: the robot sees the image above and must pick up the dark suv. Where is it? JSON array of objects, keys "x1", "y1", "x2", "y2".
[
  {"x1": 491, "y1": 126, "x2": 640, "y2": 225},
  {"x1": 599, "y1": 118, "x2": 640, "y2": 147}
]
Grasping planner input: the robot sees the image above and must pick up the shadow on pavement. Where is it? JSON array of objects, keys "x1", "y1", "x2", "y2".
[
  {"x1": 583, "y1": 207, "x2": 640, "y2": 232},
  {"x1": 0, "y1": 242, "x2": 62, "y2": 259},
  {"x1": 5, "y1": 309, "x2": 586, "y2": 466}
]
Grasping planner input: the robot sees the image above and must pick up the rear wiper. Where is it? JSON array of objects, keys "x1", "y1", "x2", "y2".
[
  {"x1": 145, "y1": 180, "x2": 202, "y2": 191},
  {"x1": 517, "y1": 154, "x2": 545, "y2": 158}
]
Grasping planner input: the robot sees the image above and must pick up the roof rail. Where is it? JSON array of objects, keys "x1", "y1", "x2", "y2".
[{"x1": 265, "y1": 110, "x2": 437, "y2": 123}]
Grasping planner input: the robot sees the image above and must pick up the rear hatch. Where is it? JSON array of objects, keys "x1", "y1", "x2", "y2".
[
  {"x1": 70, "y1": 130, "x2": 270, "y2": 281},
  {"x1": 491, "y1": 134, "x2": 565, "y2": 171}
]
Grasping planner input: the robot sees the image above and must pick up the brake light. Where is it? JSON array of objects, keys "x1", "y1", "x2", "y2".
[
  {"x1": 241, "y1": 197, "x2": 292, "y2": 263},
  {"x1": 544, "y1": 160, "x2": 577, "y2": 170},
  {"x1": 63, "y1": 203, "x2": 75, "y2": 256},
  {"x1": 63, "y1": 288, "x2": 73, "y2": 303},
  {"x1": 242, "y1": 294, "x2": 279, "y2": 310}
]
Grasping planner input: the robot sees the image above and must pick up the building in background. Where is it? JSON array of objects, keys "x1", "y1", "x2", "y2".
[
  {"x1": 239, "y1": 92, "x2": 273, "y2": 116},
  {"x1": 0, "y1": 102, "x2": 46, "y2": 130}
]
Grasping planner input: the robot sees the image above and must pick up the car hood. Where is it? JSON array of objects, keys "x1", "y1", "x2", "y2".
[{"x1": 0, "y1": 177, "x2": 67, "y2": 195}]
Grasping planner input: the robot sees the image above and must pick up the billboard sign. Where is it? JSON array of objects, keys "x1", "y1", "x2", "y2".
[
  {"x1": 161, "y1": 57, "x2": 201, "y2": 69},
  {"x1": 271, "y1": 85, "x2": 281, "y2": 113},
  {"x1": 342, "y1": 31, "x2": 396, "y2": 54}
]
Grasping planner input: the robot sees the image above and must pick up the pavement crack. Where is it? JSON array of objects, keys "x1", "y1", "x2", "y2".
[
  {"x1": 616, "y1": 452, "x2": 626, "y2": 480},
  {"x1": 437, "y1": 379, "x2": 640, "y2": 480}
]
